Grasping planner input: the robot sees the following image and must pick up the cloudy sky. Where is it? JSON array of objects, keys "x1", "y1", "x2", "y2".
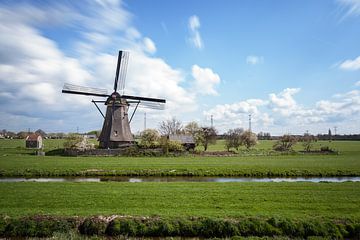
[{"x1": 0, "y1": 0, "x2": 359, "y2": 135}]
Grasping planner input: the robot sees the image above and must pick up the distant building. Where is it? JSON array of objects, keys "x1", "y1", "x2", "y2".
[
  {"x1": 169, "y1": 134, "x2": 195, "y2": 150},
  {"x1": 83, "y1": 134, "x2": 97, "y2": 139},
  {"x1": 25, "y1": 134, "x2": 43, "y2": 149}
]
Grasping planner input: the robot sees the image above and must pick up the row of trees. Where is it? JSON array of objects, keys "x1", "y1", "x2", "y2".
[
  {"x1": 142, "y1": 118, "x2": 217, "y2": 151},
  {"x1": 224, "y1": 128, "x2": 258, "y2": 150}
]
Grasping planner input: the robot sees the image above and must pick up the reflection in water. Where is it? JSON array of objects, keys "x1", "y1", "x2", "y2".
[{"x1": 1, "y1": 176, "x2": 360, "y2": 183}]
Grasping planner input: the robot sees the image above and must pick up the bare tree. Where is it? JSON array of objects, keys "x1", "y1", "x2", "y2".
[
  {"x1": 273, "y1": 134, "x2": 297, "y2": 151},
  {"x1": 159, "y1": 117, "x2": 183, "y2": 136},
  {"x1": 184, "y1": 121, "x2": 200, "y2": 135},
  {"x1": 197, "y1": 127, "x2": 217, "y2": 151},
  {"x1": 240, "y1": 130, "x2": 258, "y2": 149},
  {"x1": 224, "y1": 128, "x2": 244, "y2": 151}
]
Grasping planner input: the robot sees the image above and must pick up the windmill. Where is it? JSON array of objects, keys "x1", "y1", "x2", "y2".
[{"x1": 62, "y1": 50, "x2": 166, "y2": 149}]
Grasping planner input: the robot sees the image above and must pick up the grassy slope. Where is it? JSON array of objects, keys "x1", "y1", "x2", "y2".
[
  {"x1": 0, "y1": 182, "x2": 359, "y2": 220},
  {"x1": 0, "y1": 140, "x2": 360, "y2": 177}
]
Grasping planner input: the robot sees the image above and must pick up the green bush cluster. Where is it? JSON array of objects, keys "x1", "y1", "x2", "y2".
[
  {"x1": 85, "y1": 217, "x2": 360, "y2": 239},
  {"x1": 0, "y1": 216, "x2": 76, "y2": 238},
  {"x1": 3, "y1": 216, "x2": 357, "y2": 239}
]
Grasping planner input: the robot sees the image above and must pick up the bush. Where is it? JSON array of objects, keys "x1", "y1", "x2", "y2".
[
  {"x1": 1, "y1": 216, "x2": 360, "y2": 239},
  {"x1": 273, "y1": 135, "x2": 297, "y2": 152},
  {"x1": 240, "y1": 131, "x2": 258, "y2": 149},
  {"x1": 78, "y1": 218, "x2": 107, "y2": 235},
  {"x1": 106, "y1": 219, "x2": 139, "y2": 236},
  {"x1": 159, "y1": 137, "x2": 184, "y2": 154},
  {"x1": 63, "y1": 134, "x2": 83, "y2": 150},
  {"x1": 139, "y1": 129, "x2": 160, "y2": 148},
  {"x1": 2, "y1": 217, "x2": 73, "y2": 238}
]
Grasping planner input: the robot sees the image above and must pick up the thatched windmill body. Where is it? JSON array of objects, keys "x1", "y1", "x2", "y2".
[{"x1": 62, "y1": 51, "x2": 166, "y2": 149}]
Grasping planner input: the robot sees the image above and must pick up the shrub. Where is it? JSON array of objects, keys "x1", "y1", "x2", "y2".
[
  {"x1": 273, "y1": 135, "x2": 297, "y2": 152},
  {"x1": 78, "y1": 218, "x2": 107, "y2": 235},
  {"x1": 240, "y1": 131, "x2": 258, "y2": 149},
  {"x1": 139, "y1": 129, "x2": 160, "y2": 148},
  {"x1": 159, "y1": 137, "x2": 184, "y2": 154},
  {"x1": 63, "y1": 134, "x2": 83, "y2": 150},
  {"x1": 224, "y1": 128, "x2": 244, "y2": 151},
  {"x1": 106, "y1": 218, "x2": 139, "y2": 236}
]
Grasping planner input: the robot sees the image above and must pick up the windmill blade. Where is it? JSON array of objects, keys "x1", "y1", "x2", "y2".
[
  {"x1": 113, "y1": 50, "x2": 129, "y2": 92},
  {"x1": 62, "y1": 83, "x2": 109, "y2": 97},
  {"x1": 128, "y1": 101, "x2": 165, "y2": 110},
  {"x1": 118, "y1": 51, "x2": 129, "y2": 91},
  {"x1": 122, "y1": 94, "x2": 166, "y2": 103}
]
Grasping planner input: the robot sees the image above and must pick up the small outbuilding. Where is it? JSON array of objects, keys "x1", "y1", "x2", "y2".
[
  {"x1": 169, "y1": 134, "x2": 196, "y2": 151},
  {"x1": 25, "y1": 133, "x2": 43, "y2": 149}
]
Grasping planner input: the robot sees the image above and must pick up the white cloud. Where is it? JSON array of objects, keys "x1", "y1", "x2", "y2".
[
  {"x1": 203, "y1": 88, "x2": 360, "y2": 134},
  {"x1": 355, "y1": 81, "x2": 360, "y2": 86},
  {"x1": 339, "y1": 56, "x2": 360, "y2": 70},
  {"x1": 246, "y1": 55, "x2": 264, "y2": 65},
  {"x1": 142, "y1": 37, "x2": 156, "y2": 54},
  {"x1": 188, "y1": 15, "x2": 203, "y2": 50},
  {"x1": 203, "y1": 99, "x2": 268, "y2": 132},
  {"x1": 0, "y1": 1, "x2": 211, "y2": 132},
  {"x1": 269, "y1": 88, "x2": 300, "y2": 109},
  {"x1": 337, "y1": 0, "x2": 360, "y2": 18},
  {"x1": 192, "y1": 65, "x2": 220, "y2": 95}
]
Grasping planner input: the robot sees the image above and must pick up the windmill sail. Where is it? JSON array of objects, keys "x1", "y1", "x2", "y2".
[
  {"x1": 113, "y1": 50, "x2": 129, "y2": 92},
  {"x1": 62, "y1": 83, "x2": 109, "y2": 97}
]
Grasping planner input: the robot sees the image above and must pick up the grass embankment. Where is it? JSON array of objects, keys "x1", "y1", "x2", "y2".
[
  {"x1": 1, "y1": 182, "x2": 360, "y2": 238},
  {"x1": 1, "y1": 182, "x2": 359, "y2": 219},
  {"x1": 1, "y1": 139, "x2": 360, "y2": 177}
]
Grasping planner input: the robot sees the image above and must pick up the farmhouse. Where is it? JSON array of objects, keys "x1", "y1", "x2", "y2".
[
  {"x1": 169, "y1": 134, "x2": 195, "y2": 150},
  {"x1": 25, "y1": 133, "x2": 43, "y2": 149}
]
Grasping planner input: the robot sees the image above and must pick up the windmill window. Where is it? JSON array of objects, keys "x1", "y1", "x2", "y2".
[{"x1": 114, "y1": 131, "x2": 118, "y2": 136}]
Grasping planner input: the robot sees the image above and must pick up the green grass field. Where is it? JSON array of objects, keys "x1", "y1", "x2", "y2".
[
  {"x1": 1, "y1": 139, "x2": 360, "y2": 237},
  {"x1": 1, "y1": 181, "x2": 359, "y2": 220},
  {"x1": 0, "y1": 139, "x2": 359, "y2": 177}
]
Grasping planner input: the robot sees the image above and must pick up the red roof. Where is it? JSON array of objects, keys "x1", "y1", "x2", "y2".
[{"x1": 26, "y1": 133, "x2": 41, "y2": 141}]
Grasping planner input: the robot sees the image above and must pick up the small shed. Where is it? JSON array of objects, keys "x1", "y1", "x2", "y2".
[
  {"x1": 25, "y1": 134, "x2": 43, "y2": 149},
  {"x1": 169, "y1": 134, "x2": 195, "y2": 150}
]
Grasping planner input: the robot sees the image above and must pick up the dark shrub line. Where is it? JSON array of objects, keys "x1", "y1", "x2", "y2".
[{"x1": 1, "y1": 216, "x2": 360, "y2": 239}]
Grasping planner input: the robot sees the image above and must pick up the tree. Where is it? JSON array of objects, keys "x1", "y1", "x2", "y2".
[
  {"x1": 159, "y1": 117, "x2": 183, "y2": 136},
  {"x1": 273, "y1": 134, "x2": 297, "y2": 151},
  {"x1": 63, "y1": 134, "x2": 83, "y2": 149},
  {"x1": 139, "y1": 129, "x2": 160, "y2": 148},
  {"x1": 184, "y1": 121, "x2": 202, "y2": 147},
  {"x1": 302, "y1": 134, "x2": 316, "y2": 152},
  {"x1": 16, "y1": 131, "x2": 30, "y2": 139},
  {"x1": 184, "y1": 121, "x2": 200, "y2": 136},
  {"x1": 240, "y1": 130, "x2": 258, "y2": 149},
  {"x1": 224, "y1": 128, "x2": 244, "y2": 151},
  {"x1": 197, "y1": 127, "x2": 217, "y2": 151},
  {"x1": 328, "y1": 128, "x2": 332, "y2": 142}
]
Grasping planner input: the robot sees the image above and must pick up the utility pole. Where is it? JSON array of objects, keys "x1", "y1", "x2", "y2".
[
  {"x1": 144, "y1": 112, "x2": 147, "y2": 131},
  {"x1": 334, "y1": 126, "x2": 337, "y2": 136},
  {"x1": 248, "y1": 114, "x2": 252, "y2": 132},
  {"x1": 210, "y1": 115, "x2": 213, "y2": 128},
  {"x1": 76, "y1": 126, "x2": 79, "y2": 134}
]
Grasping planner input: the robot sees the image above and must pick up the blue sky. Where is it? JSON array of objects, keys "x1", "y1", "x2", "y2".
[{"x1": 0, "y1": 0, "x2": 359, "y2": 135}]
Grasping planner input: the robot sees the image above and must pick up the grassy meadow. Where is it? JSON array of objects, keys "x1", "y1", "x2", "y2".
[
  {"x1": 1, "y1": 181, "x2": 359, "y2": 219},
  {"x1": 0, "y1": 139, "x2": 359, "y2": 177},
  {"x1": 0, "y1": 138, "x2": 360, "y2": 238}
]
